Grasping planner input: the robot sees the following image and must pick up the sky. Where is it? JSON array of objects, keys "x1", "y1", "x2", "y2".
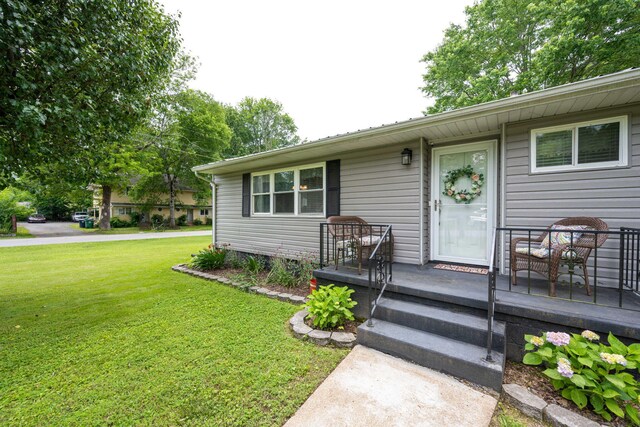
[{"x1": 159, "y1": 0, "x2": 474, "y2": 142}]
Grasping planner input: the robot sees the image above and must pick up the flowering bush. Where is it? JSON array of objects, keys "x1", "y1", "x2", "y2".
[{"x1": 523, "y1": 330, "x2": 640, "y2": 424}]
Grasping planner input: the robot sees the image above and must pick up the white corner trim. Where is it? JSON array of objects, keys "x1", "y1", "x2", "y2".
[
  {"x1": 500, "y1": 123, "x2": 507, "y2": 275},
  {"x1": 419, "y1": 137, "x2": 425, "y2": 264}
]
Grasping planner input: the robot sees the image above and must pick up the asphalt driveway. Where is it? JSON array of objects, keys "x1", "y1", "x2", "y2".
[{"x1": 19, "y1": 221, "x2": 84, "y2": 237}]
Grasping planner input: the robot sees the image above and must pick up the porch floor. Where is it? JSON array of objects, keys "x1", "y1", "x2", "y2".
[{"x1": 315, "y1": 262, "x2": 640, "y2": 340}]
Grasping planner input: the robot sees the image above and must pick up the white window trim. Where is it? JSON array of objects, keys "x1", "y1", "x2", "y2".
[
  {"x1": 251, "y1": 163, "x2": 326, "y2": 217},
  {"x1": 530, "y1": 115, "x2": 628, "y2": 174}
]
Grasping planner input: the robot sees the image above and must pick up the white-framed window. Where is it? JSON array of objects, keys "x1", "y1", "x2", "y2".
[
  {"x1": 118, "y1": 207, "x2": 132, "y2": 215},
  {"x1": 530, "y1": 116, "x2": 628, "y2": 173},
  {"x1": 200, "y1": 209, "x2": 209, "y2": 216},
  {"x1": 251, "y1": 163, "x2": 325, "y2": 216}
]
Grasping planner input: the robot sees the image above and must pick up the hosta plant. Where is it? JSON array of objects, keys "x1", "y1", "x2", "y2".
[
  {"x1": 304, "y1": 284, "x2": 357, "y2": 330},
  {"x1": 190, "y1": 246, "x2": 227, "y2": 271},
  {"x1": 523, "y1": 330, "x2": 640, "y2": 424}
]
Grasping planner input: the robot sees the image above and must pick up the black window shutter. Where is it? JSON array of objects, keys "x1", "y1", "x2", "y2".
[
  {"x1": 325, "y1": 160, "x2": 340, "y2": 217},
  {"x1": 242, "y1": 173, "x2": 251, "y2": 217}
]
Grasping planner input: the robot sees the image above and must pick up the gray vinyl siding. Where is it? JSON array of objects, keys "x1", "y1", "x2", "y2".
[
  {"x1": 214, "y1": 140, "x2": 423, "y2": 264},
  {"x1": 504, "y1": 104, "x2": 640, "y2": 285}
]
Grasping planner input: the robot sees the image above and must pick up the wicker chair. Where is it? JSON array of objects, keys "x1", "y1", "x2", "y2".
[
  {"x1": 327, "y1": 216, "x2": 393, "y2": 274},
  {"x1": 510, "y1": 217, "x2": 609, "y2": 297}
]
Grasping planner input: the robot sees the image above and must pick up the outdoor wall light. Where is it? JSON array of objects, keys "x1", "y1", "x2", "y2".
[{"x1": 401, "y1": 148, "x2": 413, "y2": 166}]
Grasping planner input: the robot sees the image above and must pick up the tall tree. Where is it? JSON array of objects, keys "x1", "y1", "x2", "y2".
[
  {"x1": 0, "y1": 0, "x2": 181, "y2": 182},
  {"x1": 137, "y1": 89, "x2": 232, "y2": 228},
  {"x1": 421, "y1": 0, "x2": 640, "y2": 114},
  {"x1": 223, "y1": 97, "x2": 300, "y2": 157}
]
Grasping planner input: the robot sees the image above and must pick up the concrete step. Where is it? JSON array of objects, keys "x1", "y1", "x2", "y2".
[
  {"x1": 375, "y1": 297, "x2": 506, "y2": 351},
  {"x1": 357, "y1": 319, "x2": 504, "y2": 391}
]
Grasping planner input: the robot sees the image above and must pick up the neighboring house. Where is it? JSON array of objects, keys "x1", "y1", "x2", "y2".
[{"x1": 93, "y1": 186, "x2": 212, "y2": 224}]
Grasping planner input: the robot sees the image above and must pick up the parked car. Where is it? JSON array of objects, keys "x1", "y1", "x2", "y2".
[
  {"x1": 72, "y1": 212, "x2": 89, "y2": 222},
  {"x1": 27, "y1": 213, "x2": 47, "y2": 223}
]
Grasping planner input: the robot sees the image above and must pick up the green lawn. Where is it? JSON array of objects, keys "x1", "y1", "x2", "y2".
[
  {"x1": 0, "y1": 226, "x2": 34, "y2": 239},
  {"x1": 0, "y1": 237, "x2": 347, "y2": 426}
]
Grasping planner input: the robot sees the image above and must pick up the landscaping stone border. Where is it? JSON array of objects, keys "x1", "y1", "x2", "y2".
[
  {"x1": 171, "y1": 264, "x2": 307, "y2": 305},
  {"x1": 289, "y1": 309, "x2": 357, "y2": 348},
  {"x1": 502, "y1": 383, "x2": 602, "y2": 427}
]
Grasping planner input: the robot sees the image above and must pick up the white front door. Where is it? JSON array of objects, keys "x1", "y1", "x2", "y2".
[{"x1": 431, "y1": 141, "x2": 496, "y2": 266}]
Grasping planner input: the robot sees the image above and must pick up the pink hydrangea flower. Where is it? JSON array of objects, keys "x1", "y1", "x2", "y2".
[
  {"x1": 546, "y1": 332, "x2": 570, "y2": 346},
  {"x1": 581, "y1": 330, "x2": 600, "y2": 341},
  {"x1": 557, "y1": 358, "x2": 574, "y2": 378}
]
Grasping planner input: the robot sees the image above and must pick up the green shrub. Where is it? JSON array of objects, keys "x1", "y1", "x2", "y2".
[
  {"x1": 129, "y1": 211, "x2": 142, "y2": 226},
  {"x1": 177, "y1": 214, "x2": 187, "y2": 226},
  {"x1": 304, "y1": 284, "x2": 357, "y2": 330},
  {"x1": 193, "y1": 218, "x2": 203, "y2": 226},
  {"x1": 190, "y1": 246, "x2": 227, "y2": 271},
  {"x1": 243, "y1": 255, "x2": 264, "y2": 274},
  {"x1": 109, "y1": 218, "x2": 129, "y2": 228},
  {"x1": 151, "y1": 214, "x2": 165, "y2": 227},
  {"x1": 523, "y1": 330, "x2": 640, "y2": 424},
  {"x1": 205, "y1": 217, "x2": 212, "y2": 226},
  {"x1": 266, "y1": 256, "x2": 298, "y2": 288}
]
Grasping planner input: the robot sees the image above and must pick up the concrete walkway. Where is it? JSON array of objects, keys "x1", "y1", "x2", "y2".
[
  {"x1": 0, "y1": 230, "x2": 211, "y2": 247},
  {"x1": 285, "y1": 345, "x2": 497, "y2": 427}
]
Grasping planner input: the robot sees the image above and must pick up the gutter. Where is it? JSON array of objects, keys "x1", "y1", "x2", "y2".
[{"x1": 194, "y1": 170, "x2": 216, "y2": 247}]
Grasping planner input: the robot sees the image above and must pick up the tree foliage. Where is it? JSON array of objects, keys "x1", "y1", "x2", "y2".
[
  {"x1": 0, "y1": 187, "x2": 33, "y2": 231},
  {"x1": 135, "y1": 89, "x2": 232, "y2": 228},
  {"x1": 0, "y1": 0, "x2": 181, "y2": 181},
  {"x1": 421, "y1": 0, "x2": 640, "y2": 114},
  {"x1": 15, "y1": 174, "x2": 92, "y2": 221},
  {"x1": 223, "y1": 97, "x2": 300, "y2": 157}
]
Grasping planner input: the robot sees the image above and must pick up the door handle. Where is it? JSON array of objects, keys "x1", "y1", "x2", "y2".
[{"x1": 434, "y1": 200, "x2": 441, "y2": 211}]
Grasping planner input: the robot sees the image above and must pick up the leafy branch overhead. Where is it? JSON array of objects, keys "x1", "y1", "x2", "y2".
[
  {"x1": 421, "y1": 0, "x2": 640, "y2": 113},
  {"x1": 0, "y1": 0, "x2": 182, "y2": 181}
]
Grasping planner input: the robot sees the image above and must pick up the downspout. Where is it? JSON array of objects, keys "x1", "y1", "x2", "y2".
[{"x1": 195, "y1": 170, "x2": 216, "y2": 248}]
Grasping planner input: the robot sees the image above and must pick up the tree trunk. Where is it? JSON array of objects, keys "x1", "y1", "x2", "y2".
[
  {"x1": 168, "y1": 179, "x2": 176, "y2": 229},
  {"x1": 99, "y1": 185, "x2": 112, "y2": 230}
]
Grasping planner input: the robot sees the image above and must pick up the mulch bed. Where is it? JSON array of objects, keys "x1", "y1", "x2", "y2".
[
  {"x1": 200, "y1": 267, "x2": 310, "y2": 298},
  {"x1": 504, "y1": 360, "x2": 631, "y2": 426}
]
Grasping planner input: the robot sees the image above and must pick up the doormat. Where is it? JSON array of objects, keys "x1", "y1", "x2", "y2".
[{"x1": 433, "y1": 263, "x2": 488, "y2": 275}]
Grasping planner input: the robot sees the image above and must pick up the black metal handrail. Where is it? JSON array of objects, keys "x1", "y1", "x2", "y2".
[
  {"x1": 367, "y1": 225, "x2": 393, "y2": 326},
  {"x1": 621, "y1": 227, "x2": 640, "y2": 294},
  {"x1": 486, "y1": 228, "x2": 497, "y2": 362},
  {"x1": 491, "y1": 226, "x2": 640, "y2": 309},
  {"x1": 319, "y1": 222, "x2": 392, "y2": 270}
]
